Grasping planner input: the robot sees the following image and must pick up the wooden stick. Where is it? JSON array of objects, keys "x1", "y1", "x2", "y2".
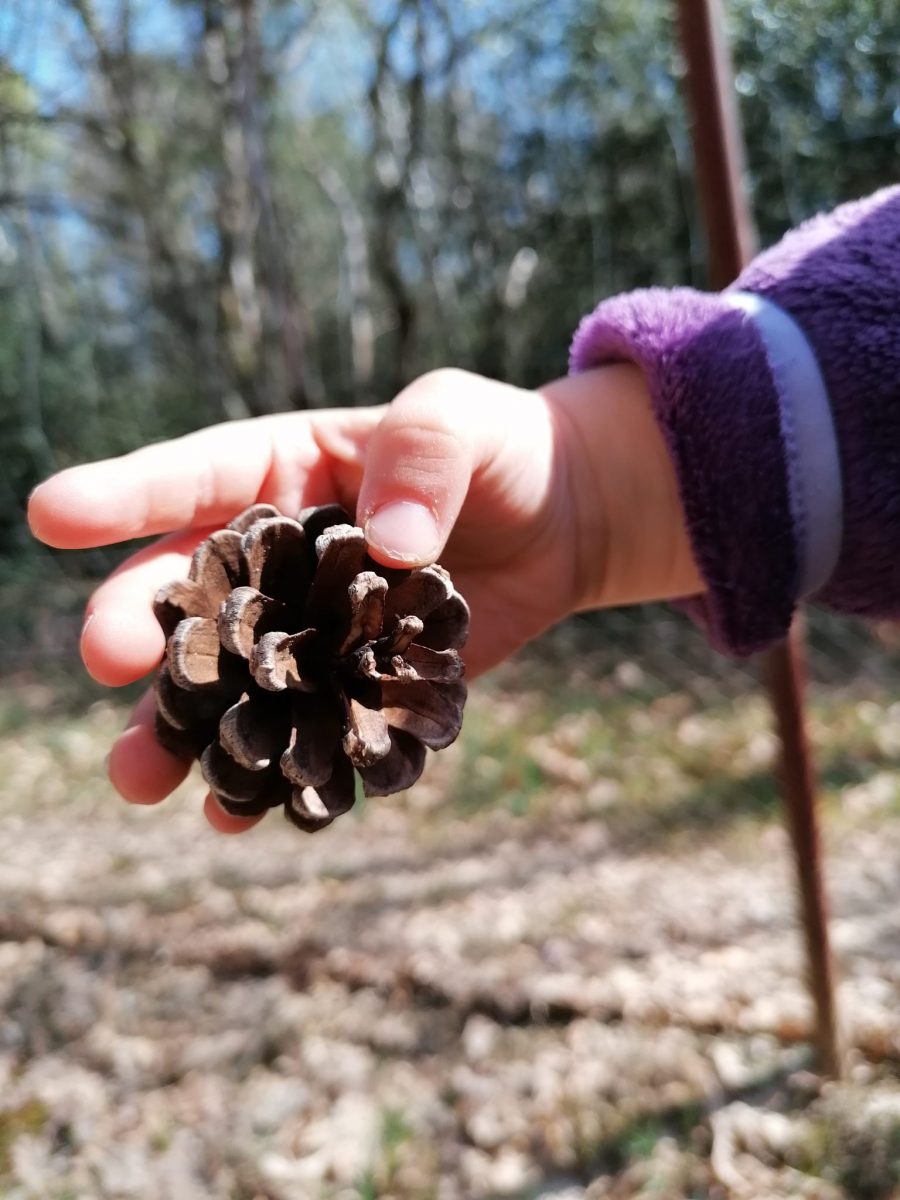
[{"x1": 674, "y1": 0, "x2": 842, "y2": 1077}]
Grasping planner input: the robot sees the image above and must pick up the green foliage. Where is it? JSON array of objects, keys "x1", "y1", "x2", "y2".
[
  {"x1": 794, "y1": 1102, "x2": 900, "y2": 1200},
  {"x1": 355, "y1": 1107, "x2": 417, "y2": 1198},
  {"x1": 0, "y1": 1099, "x2": 50, "y2": 1176},
  {"x1": 730, "y1": 0, "x2": 900, "y2": 239}
]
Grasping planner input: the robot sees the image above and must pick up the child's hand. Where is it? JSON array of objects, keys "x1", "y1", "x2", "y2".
[{"x1": 28, "y1": 366, "x2": 699, "y2": 832}]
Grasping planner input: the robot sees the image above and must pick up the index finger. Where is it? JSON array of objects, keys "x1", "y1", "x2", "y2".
[{"x1": 27, "y1": 408, "x2": 379, "y2": 549}]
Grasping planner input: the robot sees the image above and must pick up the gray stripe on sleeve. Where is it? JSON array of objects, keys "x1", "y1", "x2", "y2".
[{"x1": 725, "y1": 290, "x2": 843, "y2": 597}]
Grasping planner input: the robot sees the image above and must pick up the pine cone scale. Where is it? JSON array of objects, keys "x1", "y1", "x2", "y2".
[
  {"x1": 154, "y1": 580, "x2": 216, "y2": 638},
  {"x1": 304, "y1": 525, "x2": 368, "y2": 629},
  {"x1": 242, "y1": 517, "x2": 310, "y2": 603},
  {"x1": 288, "y1": 752, "x2": 356, "y2": 831},
  {"x1": 218, "y1": 695, "x2": 287, "y2": 770},
  {"x1": 415, "y1": 595, "x2": 469, "y2": 650},
  {"x1": 379, "y1": 615, "x2": 423, "y2": 658},
  {"x1": 394, "y1": 644, "x2": 462, "y2": 682},
  {"x1": 380, "y1": 679, "x2": 466, "y2": 750},
  {"x1": 359, "y1": 729, "x2": 427, "y2": 797},
  {"x1": 339, "y1": 571, "x2": 388, "y2": 653},
  {"x1": 250, "y1": 629, "x2": 318, "y2": 692},
  {"x1": 382, "y1": 565, "x2": 452, "y2": 627},
  {"x1": 219, "y1": 586, "x2": 290, "y2": 658},
  {"x1": 156, "y1": 663, "x2": 229, "y2": 730},
  {"x1": 201, "y1": 741, "x2": 279, "y2": 809},
  {"x1": 340, "y1": 693, "x2": 392, "y2": 768},
  {"x1": 167, "y1": 616, "x2": 247, "y2": 693},
  {"x1": 155, "y1": 711, "x2": 216, "y2": 761},
  {"x1": 296, "y1": 503, "x2": 353, "y2": 546},
  {"x1": 192, "y1": 529, "x2": 247, "y2": 593},
  {"x1": 227, "y1": 503, "x2": 282, "y2": 533},
  {"x1": 280, "y1": 698, "x2": 340, "y2": 788},
  {"x1": 217, "y1": 775, "x2": 290, "y2": 819}
]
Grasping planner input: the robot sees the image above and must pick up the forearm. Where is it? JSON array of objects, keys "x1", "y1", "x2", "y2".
[{"x1": 542, "y1": 365, "x2": 702, "y2": 612}]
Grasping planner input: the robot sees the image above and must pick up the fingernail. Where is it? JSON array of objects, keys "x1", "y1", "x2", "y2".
[
  {"x1": 81, "y1": 612, "x2": 95, "y2": 640},
  {"x1": 364, "y1": 500, "x2": 441, "y2": 566}
]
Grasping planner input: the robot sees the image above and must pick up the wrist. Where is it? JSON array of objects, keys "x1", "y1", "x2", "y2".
[{"x1": 542, "y1": 365, "x2": 702, "y2": 612}]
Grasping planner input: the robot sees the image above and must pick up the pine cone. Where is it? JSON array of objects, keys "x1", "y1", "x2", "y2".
[{"x1": 152, "y1": 504, "x2": 468, "y2": 831}]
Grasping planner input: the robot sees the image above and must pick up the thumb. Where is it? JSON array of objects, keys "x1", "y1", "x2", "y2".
[{"x1": 357, "y1": 370, "x2": 476, "y2": 568}]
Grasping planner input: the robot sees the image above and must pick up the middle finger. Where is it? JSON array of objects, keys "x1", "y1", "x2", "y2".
[{"x1": 82, "y1": 527, "x2": 215, "y2": 686}]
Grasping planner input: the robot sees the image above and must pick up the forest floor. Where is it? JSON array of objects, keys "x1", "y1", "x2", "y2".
[{"x1": 1, "y1": 614, "x2": 899, "y2": 1200}]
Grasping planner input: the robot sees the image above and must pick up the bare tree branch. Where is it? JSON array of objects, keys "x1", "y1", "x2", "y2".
[
  {"x1": 62, "y1": 0, "x2": 205, "y2": 343},
  {"x1": 316, "y1": 163, "x2": 374, "y2": 397}
]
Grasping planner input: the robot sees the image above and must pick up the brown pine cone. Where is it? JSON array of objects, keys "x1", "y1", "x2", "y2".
[{"x1": 152, "y1": 504, "x2": 468, "y2": 831}]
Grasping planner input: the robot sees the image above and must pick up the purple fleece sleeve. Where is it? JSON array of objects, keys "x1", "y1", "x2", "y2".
[{"x1": 569, "y1": 186, "x2": 900, "y2": 657}]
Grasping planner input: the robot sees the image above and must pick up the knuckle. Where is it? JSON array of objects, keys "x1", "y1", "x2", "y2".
[
  {"x1": 378, "y1": 419, "x2": 463, "y2": 473},
  {"x1": 415, "y1": 366, "x2": 474, "y2": 394},
  {"x1": 385, "y1": 369, "x2": 477, "y2": 452},
  {"x1": 392, "y1": 368, "x2": 473, "y2": 422}
]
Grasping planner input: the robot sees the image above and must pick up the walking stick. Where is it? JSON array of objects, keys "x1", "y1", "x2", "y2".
[{"x1": 675, "y1": 0, "x2": 842, "y2": 1078}]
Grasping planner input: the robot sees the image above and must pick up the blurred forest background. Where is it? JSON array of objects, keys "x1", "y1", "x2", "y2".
[
  {"x1": 1, "y1": 0, "x2": 899, "y2": 669},
  {"x1": 2, "y1": 3, "x2": 900, "y2": 1198}
]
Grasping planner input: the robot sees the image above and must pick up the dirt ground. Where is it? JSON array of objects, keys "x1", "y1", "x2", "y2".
[{"x1": 1, "y1": 622, "x2": 899, "y2": 1199}]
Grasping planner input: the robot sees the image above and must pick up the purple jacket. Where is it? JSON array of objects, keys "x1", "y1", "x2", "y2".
[{"x1": 570, "y1": 186, "x2": 900, "y2": 656}]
